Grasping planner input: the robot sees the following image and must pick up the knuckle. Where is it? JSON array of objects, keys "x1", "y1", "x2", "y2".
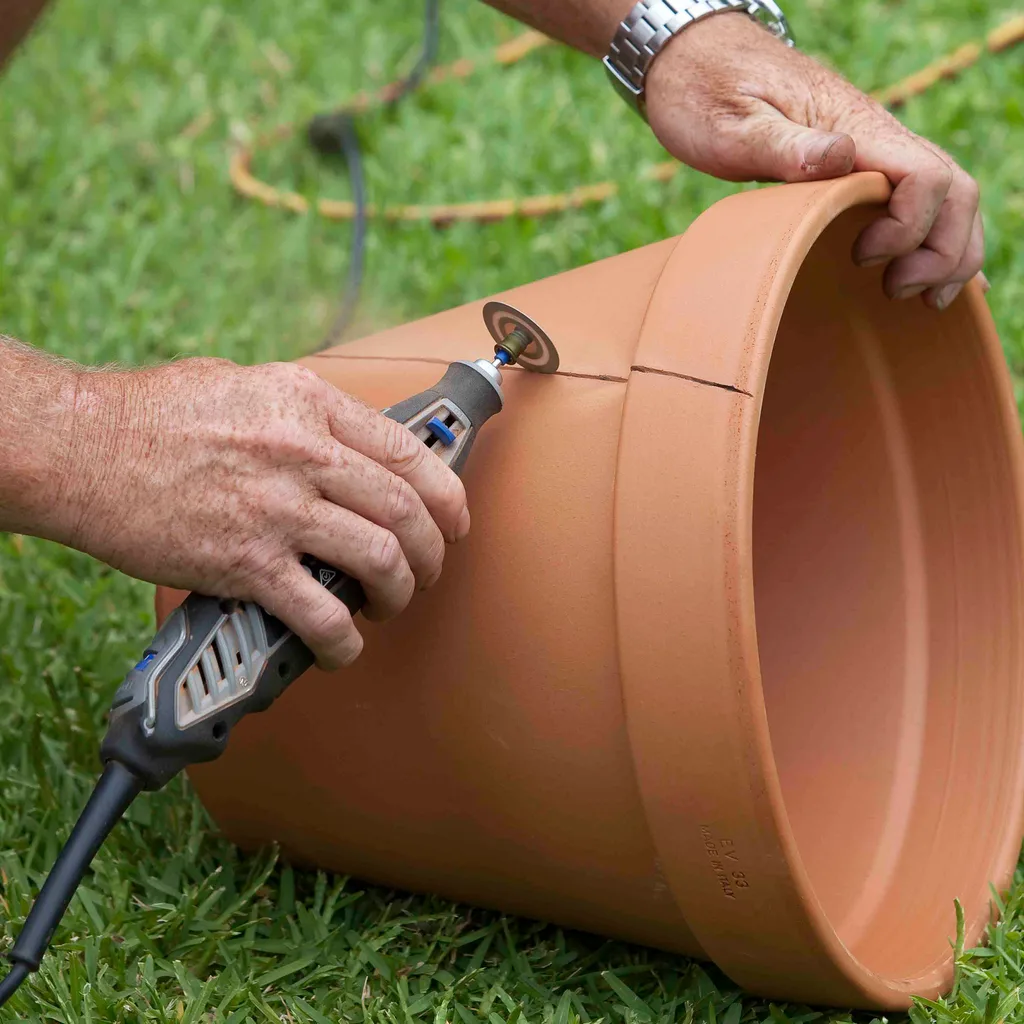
[
  {"x1": 928, "y1": 249, "x2": 961, "y2": 280},
  {"x1": 328, "y1": 389, "x2": 375, "y2": 432},
  {"x1": 244, "y1": 545, "x2": 288, "y2": 587},
  {"x1": 257, "y1": 360, "x2": 298, "y2": 386},
  {"x1": 310, "y1": 435, "x2": 346, "y2": 470},
  {"x1": 259, "y1": 362, "x2": 329, "y2": 409},
  {"x1": 383, "y1": 474, "x2": 417, "y2": 526},
  {"x1": 923, "y1": 157, "x2": 954, "y2": 194},
  {"x1": 289, "y1": 492, "x2": 321, "y2": 536},
  {"x1": 381, "y1": 418, "x2": 423, "y2": 471},
  {"x1": 907, "y1": 221, "x2": 936, "y2": 252},
  {"x1": 263, "y1": 360, "x2": 315, "y2": 384},
  {"x1": 366, "y1": 529, "x2": 405, "y2": 580},
  {"x1": 305, "y1": 599, "x2": 354, "y2": 648},
  {"x1": 957, "y1": 173, "x2": 980, "y2": 209},
  {"x1": 247, "y1": 556, "x2": 294, "y2": 606},
  {"x1": 248, "y1": 419, "x2": 319, "y2": 464},
  {"x1": 962, "y1": 247, "x2": 984, "y2": 281}
]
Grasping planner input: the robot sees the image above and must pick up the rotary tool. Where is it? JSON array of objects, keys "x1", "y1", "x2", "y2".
[{"x1": 0, "y1": 301, "x2": 560, "y2": 1008}]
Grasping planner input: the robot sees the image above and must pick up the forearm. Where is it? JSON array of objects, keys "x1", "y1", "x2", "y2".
[
  {"x1": 0, "y1": 337, "x2": 117, "y2": 546},
  {"x1": 481, "y1": 0, "x2": 630, "y2": 57}
]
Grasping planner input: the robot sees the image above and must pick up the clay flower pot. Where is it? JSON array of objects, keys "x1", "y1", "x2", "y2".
[{"x1": 156, "y1": 172, "x2": 1024, "y2": 1009}]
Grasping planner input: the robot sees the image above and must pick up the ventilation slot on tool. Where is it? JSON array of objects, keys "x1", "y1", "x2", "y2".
[{"x1": 176, "y1": 611, "x2": 263, "y2": 729}]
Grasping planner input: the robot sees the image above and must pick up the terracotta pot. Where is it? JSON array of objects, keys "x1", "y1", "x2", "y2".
[{"x1": 155, "y1": 172, "x2": 1024, "y2": 1009}]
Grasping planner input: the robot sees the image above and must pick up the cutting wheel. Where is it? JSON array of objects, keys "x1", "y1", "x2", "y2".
[{"x1": 482, "y1": 301, "x2": 560, "y2": 374}]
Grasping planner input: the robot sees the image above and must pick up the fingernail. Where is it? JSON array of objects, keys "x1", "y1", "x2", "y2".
[
  {"x1": 855, "y1": 255, "x2": 889, "y2": 268},
  {"x1": 803, "y1": 133, "x2": 843, "y2": 171},
  {"x1": 455, "y1": 506, "x2": 471, "y2": 541},
  {"x1": 978, "y1": 271, "x2": 991, "y2": 294},
  {"x1": 933, "y1": 283, "x2": 963, "y2": 312},
  {"x1": 893, "y1": 284, "x2": 927, "y2": 301},
  {"x1": 341, "y1": 636, "x2": 364, "y2": 668}
]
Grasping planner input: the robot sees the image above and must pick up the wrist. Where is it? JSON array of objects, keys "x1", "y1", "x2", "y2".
[
  {"x1": 45, "y1": 368, "x2": 133, "y2": 552},
  {"x1": 0, "y1": 345, "x2": 140, "y2": 554},
  {"x1": 605, "y1": 2, "x2": 792, "y2": 121},
  {"x1": 644, "y1": 9, "x2": 749, "y2": 113}
]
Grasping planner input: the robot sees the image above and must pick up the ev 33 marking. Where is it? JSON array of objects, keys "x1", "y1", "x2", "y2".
[{"x1": 318, "y1": 569, "x2": 337, "y2": 587}]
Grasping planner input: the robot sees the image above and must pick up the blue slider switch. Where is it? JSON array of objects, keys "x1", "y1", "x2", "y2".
[{"x1": 426, "y1": 416, "x2": 457, "y2": 446}]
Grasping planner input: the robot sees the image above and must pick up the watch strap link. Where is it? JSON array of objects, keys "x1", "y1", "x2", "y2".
[{"x1": 603, "y1": 0, "x2": 794, "y2": 116}]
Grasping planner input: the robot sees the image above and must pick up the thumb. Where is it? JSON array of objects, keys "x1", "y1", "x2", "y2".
[
  {"x1": 709, "y1": 115, "x2": 857, "y2": 184},
  {"x1": 747, "y1": 119, "x2": 857, "y2": 182}
]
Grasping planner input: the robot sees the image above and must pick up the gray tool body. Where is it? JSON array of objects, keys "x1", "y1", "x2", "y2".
[{"x1": 0, "y1": 304, "x2": 559, "y2": 1007}]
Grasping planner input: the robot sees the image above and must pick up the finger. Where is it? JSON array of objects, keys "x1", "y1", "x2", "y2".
[
  {"x1": 884, "y1": 171, "x2": 981, "y2": 299},
  {"x1": 920, "y1": 211, "x2": 984, "y2": 311},
  {"x1": 315, "y1": 443, "x2": 445, "y2": 592},
  {"x1": 978, "y1": 271, "x2": 992, "y2": 293},
  {"x1": 327, "y1": 392, "x2": 470, "y2": 543},
  {"x1": 922, "y1": 281, "x2": 965, "y2": 312},
  {"x1": 852, "y1": 152, "x2": 953, "y2": 268},
  {"x1": 298, "y1": 501, "x2": 416, "y2": 623},
  {"x1": 255, "y1": 561, "x2": 364, "y2": 670}
]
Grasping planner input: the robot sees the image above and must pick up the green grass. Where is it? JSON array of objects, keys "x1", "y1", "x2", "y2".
[{"x1": 1, "y1": 0, "x2": 1023, "y2": 1020}]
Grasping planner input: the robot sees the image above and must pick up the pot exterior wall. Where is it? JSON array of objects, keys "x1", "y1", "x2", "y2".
[
  {"x1": 156, "y1": 174, "x2": 1024, "y2": 1009},
  {"x1": 167, "y1": 237, "x2": 704, "y2": 956}
]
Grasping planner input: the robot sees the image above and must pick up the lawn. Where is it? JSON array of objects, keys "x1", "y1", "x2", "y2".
[{"x1": 1, "y1": 0, "x2": 1023, "y2": 1021}]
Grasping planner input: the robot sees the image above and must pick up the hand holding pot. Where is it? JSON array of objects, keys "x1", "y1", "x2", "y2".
[{"x1": 644, "y1": 12, "x2": 984, "y2": 312}]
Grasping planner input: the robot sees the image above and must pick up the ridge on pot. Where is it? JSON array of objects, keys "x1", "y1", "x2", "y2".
[{"x1": 156, "y1": 172, "x2": 1024, "y2": 1010}]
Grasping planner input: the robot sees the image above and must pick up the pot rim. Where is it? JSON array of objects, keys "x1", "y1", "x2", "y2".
[{"x1": 616, "y1": 171, "x2": 1024, "y2": 1008}]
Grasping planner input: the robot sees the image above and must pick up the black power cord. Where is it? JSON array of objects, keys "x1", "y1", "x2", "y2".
[
  {"x1": 307, "y1": 0, "x2": 441, "y2": 348},
  {"x1": 0, "y1": 964, "x2": 28, "y2": 1006},
  {"x1": 0, "y1": 762, "x2": 143, "y2": 1008}
]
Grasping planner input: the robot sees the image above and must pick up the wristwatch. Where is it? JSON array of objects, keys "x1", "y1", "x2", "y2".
[{"x1": 603, "y1": 0, "x2": 794, "y2": 120}]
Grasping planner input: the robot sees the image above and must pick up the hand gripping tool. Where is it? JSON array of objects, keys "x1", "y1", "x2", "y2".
[{"x1": 0, "y1": 302, "x2": 559, "y2": 1007}]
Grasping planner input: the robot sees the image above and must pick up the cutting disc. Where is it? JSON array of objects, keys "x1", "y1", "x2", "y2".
[{"x1": 482, "y1": 301, "x2": 560, "y2": 374}]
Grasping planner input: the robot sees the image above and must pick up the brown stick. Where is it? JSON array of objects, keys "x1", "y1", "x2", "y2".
[{"x1": 228, "y1": 13, "x2": 1024, "y2": 226}]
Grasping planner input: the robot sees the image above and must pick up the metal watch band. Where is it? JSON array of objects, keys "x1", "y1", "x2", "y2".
[{"x1": 603, "y1": 0, "x2": 794, "y2": 119}]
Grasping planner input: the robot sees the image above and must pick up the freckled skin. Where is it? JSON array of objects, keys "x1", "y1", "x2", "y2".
[
  {"x1": 1, "y1": 345, "x2": 470, "y2": 670},
  {"x1": 486, "y1": 2, "x2": 986, "y2": 312}
]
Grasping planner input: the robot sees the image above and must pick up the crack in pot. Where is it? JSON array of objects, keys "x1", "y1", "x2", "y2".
[{"x1": 308, "y1": 352, "x2": 750, "y2": 396}]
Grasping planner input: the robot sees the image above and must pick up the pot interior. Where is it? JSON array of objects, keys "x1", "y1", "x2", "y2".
[{"x1": 752, "y1": 208, "x2": 1024, "y2": 982}]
